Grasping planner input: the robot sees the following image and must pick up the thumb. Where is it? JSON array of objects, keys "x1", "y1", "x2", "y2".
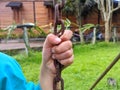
[{"x1": 43, "y1": 34, "x2": 61, "y2": 48}]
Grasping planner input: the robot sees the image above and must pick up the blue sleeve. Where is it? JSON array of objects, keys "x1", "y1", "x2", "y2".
[{"x1": 0, "y1": 52, "x2": 42, "y2": 90}]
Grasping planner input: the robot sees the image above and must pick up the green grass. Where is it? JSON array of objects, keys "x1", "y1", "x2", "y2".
[
  {"x1": 14, "y1": 42, "x2": 120, "y2": 90},
  {"x1": 14, "y1": 51, "x2": 42, "y2": 83}
]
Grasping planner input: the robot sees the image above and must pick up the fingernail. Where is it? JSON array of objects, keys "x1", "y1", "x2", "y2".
[{"x1": 55, "y1": 38, "x2": 61, "y2": 43}]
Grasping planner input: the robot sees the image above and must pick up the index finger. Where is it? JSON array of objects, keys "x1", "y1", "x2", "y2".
[{"x1": 60, "y1": 30, "x2": 73, "y2": 41}]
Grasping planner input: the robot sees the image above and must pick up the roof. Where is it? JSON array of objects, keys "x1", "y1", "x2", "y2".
[
  {"x1": 44, "y1": 1, "x2": 53, "y2": 7},
  {"x1": 6, "y1": 2, "x2": 22, "y2": 8}
]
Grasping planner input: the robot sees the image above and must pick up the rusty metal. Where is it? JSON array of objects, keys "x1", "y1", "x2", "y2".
[
  {"x1": 53, "y1": 0, "x2": 65, "y2": 90},
  {"x1": 89, "y1": 53, "x2": 120, "y2": 90},
  {"x1": 53, "y1": 60, "x2": 64, "y2": 90},
  {"x1": 54, "y1": 1, "x2": 65, "y2": 37}
]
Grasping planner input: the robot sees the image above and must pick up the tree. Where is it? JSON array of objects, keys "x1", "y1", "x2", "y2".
[
  {"x1": 94, "y1": 0, "x2": 120, "y2": 42},
  {"x1": 63, "y1": 0, "x2": 97, "y2": 44}
]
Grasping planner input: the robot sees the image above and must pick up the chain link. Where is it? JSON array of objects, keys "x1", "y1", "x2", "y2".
[
  {"x1": 53, "y1": 0, "x2": 65, "y2": 90},
  {"x1": 53, "y1": 0, "x2": 65, "y2": 36}
]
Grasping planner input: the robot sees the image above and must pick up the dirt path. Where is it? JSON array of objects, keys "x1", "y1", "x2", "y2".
[{"x1": 0, "y1": 42, "x2": 44, "y2": 51}]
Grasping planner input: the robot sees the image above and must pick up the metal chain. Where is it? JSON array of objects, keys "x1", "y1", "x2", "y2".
[
  {"x1": 54, "y1": 0, "x2": 65, "y2": 37},
  {"x1": 53, "y1": 0, "x2": 65, "y2": 90}
]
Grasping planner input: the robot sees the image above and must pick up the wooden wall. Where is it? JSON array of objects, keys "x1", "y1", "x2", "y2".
[
  {"x1": 0, "y1": 0, "x2": 120, "y2": 37},
  {"x1": 0, "y1": 2, "x2": 13, "y2": 28},
  {"x1": 0, "y1": 1, "x2": 51, "y2": 29}
]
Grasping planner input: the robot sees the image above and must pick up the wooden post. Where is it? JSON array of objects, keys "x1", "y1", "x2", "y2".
[
  {"x1": 112, "y1": 26, "x2": 118, "y2": 43},
  {"x1": 92, "y1": 27, "x2": 96, "y2": 44}
]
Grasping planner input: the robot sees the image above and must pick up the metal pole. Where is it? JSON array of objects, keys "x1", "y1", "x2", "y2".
[
  {"x1": 23, "y1": 27, "x2": 30, "y2": 56},
  {"x1": 89, "y1": 53, "x2": 120, "y2": 90}
]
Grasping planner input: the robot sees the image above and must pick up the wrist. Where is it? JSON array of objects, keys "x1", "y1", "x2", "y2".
[
  {"x1": 41, "y1": 61, "x2": 56, "y2": 76},
  {"x1": 40, "y1": 64, "x2": 55, "y2": 90}
]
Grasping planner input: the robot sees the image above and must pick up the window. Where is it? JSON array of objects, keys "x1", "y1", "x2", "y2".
[{"x1": 6, "y1": 2, "x2": 22, "y2": 23}]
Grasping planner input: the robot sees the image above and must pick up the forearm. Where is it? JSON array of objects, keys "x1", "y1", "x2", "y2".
[{"x1": 40, "y1": 64, "x2": 55, "y2": 90}]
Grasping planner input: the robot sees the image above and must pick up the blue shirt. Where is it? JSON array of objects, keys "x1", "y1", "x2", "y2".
[{"x1": 0, "y1": 52, "x2": 42, "y2": 90}]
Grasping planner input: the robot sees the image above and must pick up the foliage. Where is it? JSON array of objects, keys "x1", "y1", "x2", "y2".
[
  {"x1": 0, "y1": 29, "x2": 39, "y2": 39},
  {"x1": 63, "y1": 0, "x2": 97, "y2": 17},
  {"x1": 71, "y1": 22, "x2": 95, "y2": 33},
  {"x1": 0, "y1": 33, "x2": 7, "y2": 39},
  {"x1": 2, "y1": 23, "x2": 47, "y2": 56},
  {"x1": 72, "y1": 22, "x2": 95, "y2": 43},
  {"x1": 94, "y1": 0, "x2": 120, "y2": 42},
  {"x1": 34, "y1": 24, "x2": 47, "y2": 37},
  {"x1": 82, "y1": 0, "x2": 97, "y2": 17},
  {"x1": 63, "y1": 0, "x2": 97, "y2": 44},
  {"x1": 0, "y1": 23, "x2": 48, "y2": 39},
  {"x1": 14, "y1": 51, "x2": 42, "y2": 83},
  {"x1": 50, "y1": 18, "x2": 71, "y2": 33},
  {"x1": 2, "y1": 23, "x2": 17, "y2": 42},
  {"x1": 63, "y1": 0, "x2": 76, "y2": 16},
  {"x1": 70, "y1": 42, "x2": 120, "y2": 90},
  {"x1": 14, "y1": 42, "x2": 120, "y2": 90},
  {"x1": 80, "y1": 23, "x2": 95, "y2": 33},
  {"x1": 64, "y1": 18, "x2": 71, "y2": 30}
]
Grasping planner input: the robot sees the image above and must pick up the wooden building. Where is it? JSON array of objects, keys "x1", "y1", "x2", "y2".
[
  {"x1": 0, "y1": 0, "x2": 101, "y2": 29},
  {"x1": 0, "y1": 0, "x2": 120, "y2": 39},
  {"x1": 0, "y1": 0, "x2": 53, "y2": 29}
]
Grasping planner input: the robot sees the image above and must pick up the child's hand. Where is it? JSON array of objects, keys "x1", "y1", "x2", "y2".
[{"x1": 40, "y1": 30, "x2": 74, "y2": 90}]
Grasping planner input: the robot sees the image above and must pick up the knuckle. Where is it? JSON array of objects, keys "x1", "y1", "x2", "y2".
[
  {"x1": 55, "y1": 47, "x2": 60, "y2": 53},
  {"x1": 67, "y1": 41, "x2": 72, "y2": 48},
  {"x1": 68, "y1": 57, "x2": 74, "y2": 65},
  {"x1": 66, "y1": 50, "x2": 72, "y2": 57}
]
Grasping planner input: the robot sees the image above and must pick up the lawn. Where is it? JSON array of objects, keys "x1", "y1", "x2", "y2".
[{"x1": 14, "y1": 42, "x2": 120, "y2": 90}]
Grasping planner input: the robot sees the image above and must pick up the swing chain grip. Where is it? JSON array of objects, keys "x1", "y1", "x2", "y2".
[{"x1": 53, "y1": 0, "x2": 65, "y2": 90}]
